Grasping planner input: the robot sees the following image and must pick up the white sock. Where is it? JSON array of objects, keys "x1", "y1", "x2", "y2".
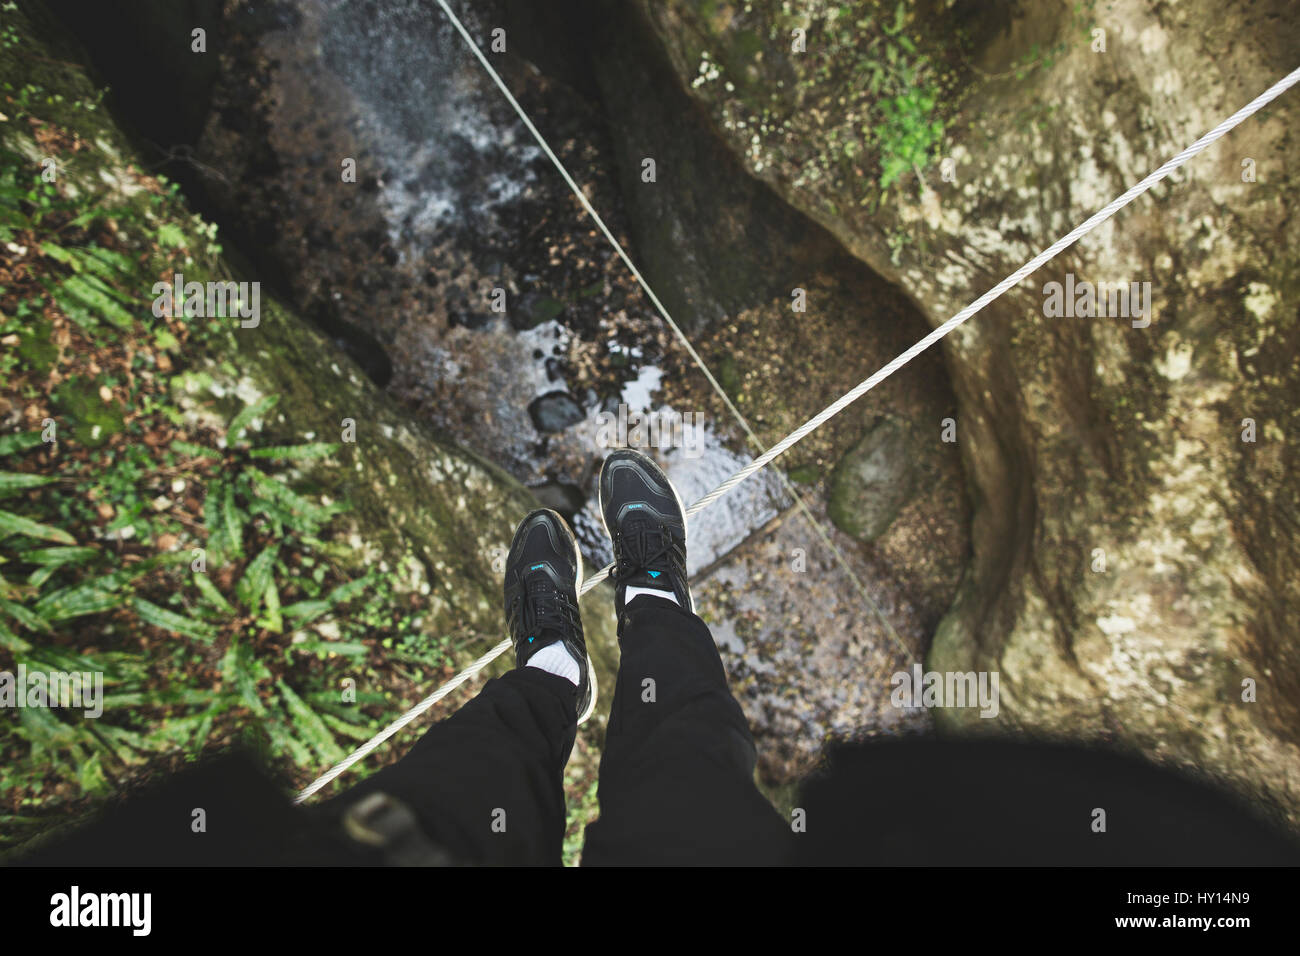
[
  {"x1": 526, "y1": 642, "x2": 580, "y2": 685},
  {"x1": 625, "y1": 586, "x2": 679, "y2": 607}
]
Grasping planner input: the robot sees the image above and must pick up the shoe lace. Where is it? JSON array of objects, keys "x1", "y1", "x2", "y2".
[
  {"x1": 617, "y1": 518, "x2": 679, "y2": 581},
  {"x1": 513, "y1": 578, "x2": 578, "y2": 644}
]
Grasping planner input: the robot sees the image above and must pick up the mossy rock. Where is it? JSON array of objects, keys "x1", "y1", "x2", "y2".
[{"x1": 827, "y1": 417, "x2": 915, "y2": 542}]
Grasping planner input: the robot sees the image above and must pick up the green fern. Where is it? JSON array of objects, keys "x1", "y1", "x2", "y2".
[
  {"x1": 0, "y1": 432, "x2": 111, "y2": 641},
  {"x1": 160, "y1": 396, "x2": 375, "y2": 773}
]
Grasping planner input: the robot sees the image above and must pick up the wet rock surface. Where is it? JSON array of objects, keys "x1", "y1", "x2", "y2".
[
  {"x1": 528, "y1": 391, "x2": 585, "y2": 434},
  {"x1": 634, "y1": 0, "x2": 1300, "y2": 825}
]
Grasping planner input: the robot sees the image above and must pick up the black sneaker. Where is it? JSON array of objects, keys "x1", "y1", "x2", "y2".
[
  {"x1": 503, "y1": 509, "x2": 591, "y2": 715},
  {"x1": 598, "y1": 449, "x2": 693, "y2": 616}
]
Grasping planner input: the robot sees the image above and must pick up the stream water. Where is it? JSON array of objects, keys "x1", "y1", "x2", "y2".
[{"x1": 287, "y1": 0, "x2": 793, "y2": 571}]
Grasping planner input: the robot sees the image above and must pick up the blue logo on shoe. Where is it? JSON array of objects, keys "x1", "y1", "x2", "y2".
[
  {"x1": 648, "y1": 570, "x2": 661, "y2": 579},
  {"x1": 530, "y1": 563, "x2": 545, "y2": 571},
  {"x1": 527, "y1": 636, "x2": 535, "y2": 643}
]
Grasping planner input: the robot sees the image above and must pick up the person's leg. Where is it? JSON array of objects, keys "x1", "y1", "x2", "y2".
[
  {"x1": 321, "y1": 509, "x2": 593, "y2": 866},
  {"x1": 582, "y1": 595, "x2": 789, "y2": 865},
  {"x1": 321, "y1": 667, "x2": 577, "y2": 866},
  {"x1": 582, "y1": 450, "x2": 789, "y2": 865}
]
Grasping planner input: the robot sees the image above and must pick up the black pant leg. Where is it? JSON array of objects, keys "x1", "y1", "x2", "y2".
[
  {"x1": 581, "y1": 595, "x2": 789, "y2": 865},
  {"x1": 324, "y1": 667, "x2": 577, "y2": 865}
]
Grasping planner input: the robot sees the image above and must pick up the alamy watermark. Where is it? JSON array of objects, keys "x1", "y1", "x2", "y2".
[
  {"x1": 50, "y1": 886, "x2": 150, "y2": 936},
  {"x1": 595, "y1": 403, "x2": 704, "y2": 459},
  {"x1": 152, "y1": 272, "x2": 260, "y2": 328},
  {"x1": 0, "y1": 665, "x2": 103, "y2": 718},
  {"x1": 890, "y1": 664, "x2": 999, "y2": 718},
  {"x1": 1042, "y1": 273, "x2": 1152, "y2": 328}
]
